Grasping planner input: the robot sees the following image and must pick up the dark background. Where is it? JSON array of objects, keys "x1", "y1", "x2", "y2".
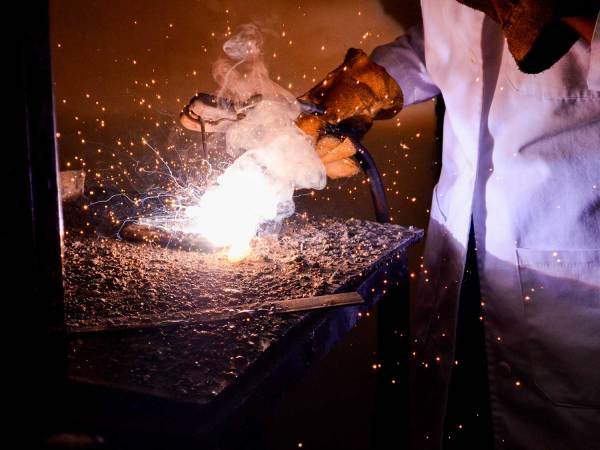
[{"x1": 50, "y1": 1, "x2": 438, "y2": 448}]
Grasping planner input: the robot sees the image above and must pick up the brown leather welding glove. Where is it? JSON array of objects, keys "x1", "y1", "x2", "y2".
[{"x1": 296, "y1": 48, "x2": 403, "y2": 179}]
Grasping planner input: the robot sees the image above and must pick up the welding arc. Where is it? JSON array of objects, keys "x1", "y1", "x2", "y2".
[{"x1": 67, "y1": 291, "x2": 364, "y2": 336}]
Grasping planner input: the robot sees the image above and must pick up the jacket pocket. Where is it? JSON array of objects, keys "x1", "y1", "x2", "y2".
[
  {"x1": 506, "y1": 41, "x2": 600, "y2": 100},
  {"x1": 517, "y1": 248, "x2": 600, "y2": 408}
]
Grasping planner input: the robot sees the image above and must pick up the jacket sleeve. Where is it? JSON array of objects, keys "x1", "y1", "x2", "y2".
[
  {"x1": 370, "y1": 25, "x2": 441, "y2": 107},
  {"x1": 588, "y1": 11, "x2": 600, "y2": 90}
]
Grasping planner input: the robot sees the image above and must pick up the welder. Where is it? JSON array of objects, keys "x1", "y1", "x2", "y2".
[{"x1": 292, "y1": 1, "x2": 600, "y2": 449}]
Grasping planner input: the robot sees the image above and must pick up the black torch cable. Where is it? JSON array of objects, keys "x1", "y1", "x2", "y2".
[{"x1": 352, "y1": 141, "x2": 391, "y2": 224}]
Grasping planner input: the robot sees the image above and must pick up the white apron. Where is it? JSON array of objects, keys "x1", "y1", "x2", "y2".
[{"x1": 371, "y1": 1, "x2": 600, "y2": 449}]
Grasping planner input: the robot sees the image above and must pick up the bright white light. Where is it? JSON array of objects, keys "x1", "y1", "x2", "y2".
[
  {"x1": 183, "y1": 129, "x2": 325, "y2": 261},
  {"x1": 184, "y1": 150, "x2": 290, "y2": 260}
]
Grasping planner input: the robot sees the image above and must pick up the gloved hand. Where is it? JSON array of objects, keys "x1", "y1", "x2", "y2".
[{"x1": 296, "y1": 48, "x2": 403, "y2": 179}]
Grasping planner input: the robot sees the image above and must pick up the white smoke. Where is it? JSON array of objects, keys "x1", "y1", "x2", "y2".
[
  {"x1": 185, "y1": 24, "x2": 326, "y2": 260},
  {"x1": 213, "y1": 23, "x2": 295, "y2": 105}
]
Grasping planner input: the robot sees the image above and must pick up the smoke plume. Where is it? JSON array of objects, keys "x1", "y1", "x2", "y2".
[{"x1": 185, "y1": 24, "x2": 326, "y2": 260}]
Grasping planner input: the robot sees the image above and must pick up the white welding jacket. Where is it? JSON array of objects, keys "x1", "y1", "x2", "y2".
[{"x1": 371, "y1": 1, "x2": 600, "y2": 449}]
